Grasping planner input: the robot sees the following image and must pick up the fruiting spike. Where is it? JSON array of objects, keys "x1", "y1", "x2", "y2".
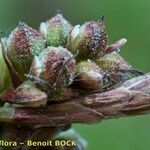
[
  {"x1": 67, "y1": 19, "x2": 108, "y2": 61},
  {"x1": 5, "y1": 22, "x2": 45, "y2": 82},
  {"x1": 40, "y1": 13, "x2": 73, "y2": 47}
]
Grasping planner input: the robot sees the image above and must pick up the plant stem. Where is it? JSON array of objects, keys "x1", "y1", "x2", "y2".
[{"x1": 0, "y1": 73, "x2": 150, "y2": 126}]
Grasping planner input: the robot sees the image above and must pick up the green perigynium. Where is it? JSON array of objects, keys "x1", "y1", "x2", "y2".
[
  {"x1": 5, "y1": 22, "x2": 45, "y2": 81},
  {"x1": 30, "y1": 46, "x2": 76, "y2": 99},
  {"x1": 67, "y1": 19, "x2": 108, "y2": 61},
  {"x1": 75, "y1": 60, "x2": 105, "y2": 90},
  {"x1": 40, "y1": 13, "x2": 73, "y2": 47},
  {"x1": 96, "y1": 51, "x2": 133, "y2": 82},
  {"x1": 97, "y1": 52, "x2": 132, "y2": 73}
]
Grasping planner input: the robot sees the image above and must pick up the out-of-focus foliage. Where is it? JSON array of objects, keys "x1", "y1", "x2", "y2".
[{"x1": 0, "y1": 0, "x2": 150, "y2": 150}]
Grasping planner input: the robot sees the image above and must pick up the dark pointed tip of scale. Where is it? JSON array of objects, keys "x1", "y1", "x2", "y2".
[
  {"x1": 18, "y1": 21, "x2": 27, "y2": 28},
  {"x1": 100, "y1": 14, "x2": 105, "y2": 22},
  {"x1": 56, "y1": 9, "x2": 63, "y2": 15}
]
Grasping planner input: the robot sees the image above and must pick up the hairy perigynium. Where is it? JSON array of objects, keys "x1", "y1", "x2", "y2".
[
  {"x1": 75, "y1": 60, "x2": 105, "y2": 91},
  {"x1": 30, "y1": 46, "x2": 76, "y2": 99},
  {"x1": 5, "y1": 22, "x2": 46, "y2": 82},
  {"x1": 67, "y1": 19, "x2": 108, "y2": 61},
  {"x1": 40, "y1": 13, "x2": 73, "y2": 47}
]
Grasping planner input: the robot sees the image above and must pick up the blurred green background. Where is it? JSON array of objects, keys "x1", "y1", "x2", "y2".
[{"x1": 0, "y1": 0, "x2": 150, "y2": 150}]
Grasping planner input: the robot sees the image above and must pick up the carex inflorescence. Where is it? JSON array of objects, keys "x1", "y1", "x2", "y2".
[
  {"x1": 0, "y1": 13, "x2": 143, "y2": 150},
  {"x1": 0, "y1": 12, "x2": 143, "y2": 103}
]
